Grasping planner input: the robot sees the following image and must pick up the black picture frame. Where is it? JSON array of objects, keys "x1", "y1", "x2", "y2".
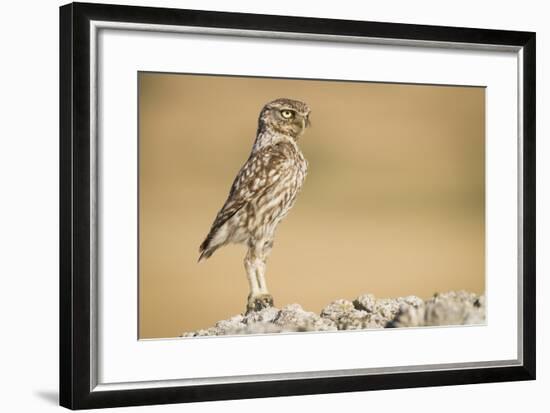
[{"x1": 60, "y1": 2, "x2": 536, "y2": 410}]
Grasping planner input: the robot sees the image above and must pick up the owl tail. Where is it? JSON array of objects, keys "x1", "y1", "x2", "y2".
[
  {"x1": 198, "y1": 236, "x2": 215, "y2": 262},
  {"x1": 198, "y1": 248, "x2": 212, "y2": 262}
]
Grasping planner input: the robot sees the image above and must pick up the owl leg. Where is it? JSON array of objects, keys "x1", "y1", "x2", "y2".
[
  {"x1": 244, "y1": 249, "x2": 260, "y2": 297},
  {"x1": 245, "y1": 243, "x2": 274, "y2": 313},
  {"x1": 256, "y1": 240, "x2": 273, "y2": 294}
]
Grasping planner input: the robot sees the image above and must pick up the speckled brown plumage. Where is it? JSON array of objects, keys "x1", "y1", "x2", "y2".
[{"x1": 199, "y1": 98, "x2": 310, "y2": 312}]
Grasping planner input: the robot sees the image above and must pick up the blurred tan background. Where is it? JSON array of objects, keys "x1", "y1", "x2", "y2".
[{"x1": 138, "y1": 72, "x2": 485, "y2": 339}]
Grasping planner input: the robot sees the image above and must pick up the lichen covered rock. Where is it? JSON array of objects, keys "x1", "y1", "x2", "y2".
[
  {"x1": 352, "y1": 294, "x2": 424, "y2": 327},
  {"x1": 275, "y1": 304, "x2": 337, "y2": 331},
  {"x1": 321, "y1": 299, "x2": 371, "y2": 330},
  {"x1": 181, "y1": 290, "x2": 485, "y2": 337},
  {"x1": 388, "y1": 291, "x2": 486, "y2": 328}
]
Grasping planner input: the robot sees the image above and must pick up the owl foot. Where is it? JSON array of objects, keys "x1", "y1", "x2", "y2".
[{"x1": 246, "y1": 294, "x2": 274, "y2": 313}]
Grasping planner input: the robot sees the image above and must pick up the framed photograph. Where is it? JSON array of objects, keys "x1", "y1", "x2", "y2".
[{"x1": 59, "y1": 2, "x2": 536, "y2": 409}]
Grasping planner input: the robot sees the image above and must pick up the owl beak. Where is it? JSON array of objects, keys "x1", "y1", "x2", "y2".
[{"x1": 305, "y1": 114, "x2": 311, "y2": 128}]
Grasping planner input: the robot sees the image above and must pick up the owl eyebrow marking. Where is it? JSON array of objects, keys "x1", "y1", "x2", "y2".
[{"x1": 198, "y1": 98, "x2": 310, "y2": 313}]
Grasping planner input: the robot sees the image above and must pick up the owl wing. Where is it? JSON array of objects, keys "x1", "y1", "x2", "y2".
[{"x1": 199, "y1": 143, "x2": 293, "y2": 260}]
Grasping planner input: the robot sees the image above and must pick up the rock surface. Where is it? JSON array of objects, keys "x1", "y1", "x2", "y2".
[
  {"x1": 181, "y1": 290, "x2": 485, "y2": 337},
  {"x1": 388, "y1": 291, "x2": 486, "y2": 328}
]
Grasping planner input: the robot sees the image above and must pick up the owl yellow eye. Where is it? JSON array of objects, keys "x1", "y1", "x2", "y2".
[{"x1": 280, "y1": 110, "x2": 294, "y2": 119}]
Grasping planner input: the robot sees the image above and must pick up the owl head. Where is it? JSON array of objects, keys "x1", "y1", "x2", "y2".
[{"x1": 257, "y1": 98, "x2": 311, "y2": 139}]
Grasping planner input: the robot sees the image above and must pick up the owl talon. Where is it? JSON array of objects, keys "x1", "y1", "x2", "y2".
[{"x1": 246, "y1": 294, "x2": 274, "y2": 313}]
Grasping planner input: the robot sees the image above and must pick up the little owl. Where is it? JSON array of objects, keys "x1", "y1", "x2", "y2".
[{"x1": 199, "y1": 98, "x2": 310, "y2": 312}]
